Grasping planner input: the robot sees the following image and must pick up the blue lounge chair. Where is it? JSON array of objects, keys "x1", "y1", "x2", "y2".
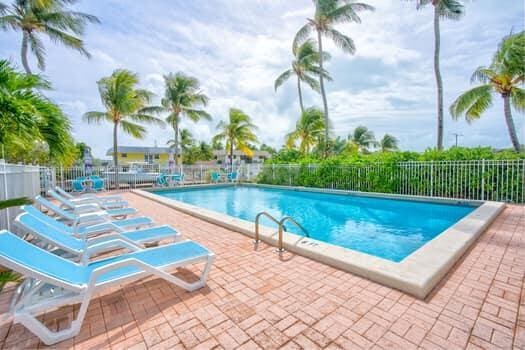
[
  {"x1": 15, "y1": 212, "x2": 180, "y2": 263},
  {"x1": 22, "y1": 205, "x2": 153, "y2": 237},
  {"x1": 0, "y1": 230, "x2": 214, "y2": 345},
  {"x1": 35, "y1": 196, "x2": 134, "y2": 227},
  {"x1": 46, "y1": 190, "x2": 136, "y2": 217},
  {"x1": 55, "y1": 186, "x2": 123, "y2": 204}
]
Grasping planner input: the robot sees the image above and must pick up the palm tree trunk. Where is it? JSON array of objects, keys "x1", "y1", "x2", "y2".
[
  {"x1": 433, "y1": 5, "x2": 444, "y2": 150},
  {"x1": 21, "y1": 32, "x2": 32, "y2": 74},
  {"x1": 502, "y1": 93, "x2": 521, "y2": 152},
  {"x1": 297, "y1": 77, "x2": 305, "y2": 113},
  {"x1": 317, "y1": 29, "x2": 329, "y2": 157},
  {"x1": 229, "y1": 140, "x2": 234, "y2": 172},
  {"x1": 173, "y1": 119, "x2": 179, "y2": 167},
  {"x1": 113, "y1": 121, "x2": 119, "y2": 190}
]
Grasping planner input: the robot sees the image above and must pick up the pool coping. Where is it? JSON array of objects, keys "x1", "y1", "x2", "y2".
[{"x1": 132, "y1": 184, "x2": 505, "y2": 299}]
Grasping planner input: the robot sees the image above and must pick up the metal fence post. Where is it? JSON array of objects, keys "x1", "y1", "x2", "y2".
[
  {"x1": 430, "y1": 160, "x2": 434, "y2": 197},
  {"x1": 481, "y1": 159, "x2": 485, "y2": 201}
]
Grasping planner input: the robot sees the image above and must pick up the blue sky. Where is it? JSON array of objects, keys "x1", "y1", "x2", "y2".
[{"x1": 1, "y1": 0, "x2": 524, "y2": 158}]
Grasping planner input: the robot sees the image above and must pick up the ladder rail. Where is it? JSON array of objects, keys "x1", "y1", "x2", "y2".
[
  {"x1": 276, "y1": 216, "x2": 309, "y2": 252},
  {"x1": 254, "y1": 211, "x2": 280, "y2": 244}
]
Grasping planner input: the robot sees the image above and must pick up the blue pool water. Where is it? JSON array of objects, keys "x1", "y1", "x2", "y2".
[{"x1": 154, "y1": 186, "x2": 475, "y2": 262}]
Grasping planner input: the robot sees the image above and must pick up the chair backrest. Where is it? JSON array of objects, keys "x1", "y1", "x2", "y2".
[
  {"x1": 72, "y1": 180, "x2": 85, "y2": 192},
  {"x1": 35, "y1": 196, "x2": 75, "y2": 221},
  {"x1": 211, "y1": 172, "x2": 220, "y2": 181},
  {"x1": 48, "y1": 190, "x2": 75, "y2": 209},
  {"x1": 21, "y1": 205, "x2": 72, "y2": 234},
  {"x1": 55, "y1": 186, "x2": 74, "y2": 199},
  {"x1": 228, "y1": 172, "x2": 237, "y2": 180},
  {"x1": 91, "y1": 177, "x2": 104, "y2": 190},
  {"x1": 16, "y1": 213, "x2": 82, "y2": 252},
  {"x1": 0, "y1": 230, "x2": 86, "y2": 287},
  {"x1": 156, "y1": 174, "x2": 167, "y2": 186}
]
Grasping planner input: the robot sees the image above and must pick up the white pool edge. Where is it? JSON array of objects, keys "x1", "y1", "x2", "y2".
[{"x1": 132, "y1": 184, "x2": 505, "y2": 299}]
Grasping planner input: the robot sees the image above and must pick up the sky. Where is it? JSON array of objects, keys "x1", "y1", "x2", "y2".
[{"x1": 1, "y1": 0, "x2": 524, "y2": 159}]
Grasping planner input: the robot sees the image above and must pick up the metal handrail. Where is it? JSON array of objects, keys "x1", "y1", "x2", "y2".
[
  {"x1": 254, "y1": 211, "x2": 280, "y2": 244},
  {"x1": 276, "y1": 216, "x2": 309, "y2": 253}
]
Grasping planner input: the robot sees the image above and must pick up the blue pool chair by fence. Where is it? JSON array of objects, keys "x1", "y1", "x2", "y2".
[
  {"x1": 211, "y1": 172, "x2": 221, "y2": 183},
  {"x1": 15, "y1": 212, "x2": 180, "y2": 264},
  {"x1": 227, "y1": 171, "x2": 238, "y2": 183},
  {"x1": 89, "y1": 176, "x2": 105, "y2": 191},
  {"x1": 169, "y1": 173, "x2": 184, "y2": 186},
  {"x1": 156, "y1": 174, "x2": 168, "y2": 187},
  {"x1": 0, "y1": 230, "x2": 214, "y2": 345},
  {"x1": 71, "y1": 179, "x2": 85, "y2": 193}
]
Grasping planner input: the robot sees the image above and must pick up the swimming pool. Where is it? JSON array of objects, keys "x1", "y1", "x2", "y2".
[{"x1": 153, "y1": 185, "x2": 475, "y2": 262}]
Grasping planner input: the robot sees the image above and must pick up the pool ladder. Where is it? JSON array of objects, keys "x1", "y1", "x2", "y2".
[{"x1": 253, "y1": 211, "x2": 309, "y2": 253}]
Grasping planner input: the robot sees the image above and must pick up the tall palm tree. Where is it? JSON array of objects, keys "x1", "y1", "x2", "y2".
[
  {"x1": 379, "y1": 134, "x2": 399, "y2": 152},
  {"x1": 286, "y1": 107, "x2": 325, "y2": 154},
  {"x1": 83, "y1": 69, "x2": 164, "y2": 189},
  {"x1": 167, "y1": 128, "x2": 195, "y2": 162},
  {"x1": 294, "y1": 0, "x2": 374, "y2": 154},
  {"x1": 450, "y1": 32, "x2": 524, "y2": 152},
  {"x1": 348, "y1": 126, "x2": 377, "y2": 153},
  {"x1": 0, "y1": 0, "x2": 99, "y2": 74},
  {"x1": 157, "y1": 73, "x2": 210, "y2": 166},
  {"x1": 275, "y1": 39, "x2": 332, "y2": 113},
  {"x1": 212, "y1": 108, "x2": 258, "y2": 170},
  {"x1": 414, "y1": 0, "x2": 464, "y2": 150}
]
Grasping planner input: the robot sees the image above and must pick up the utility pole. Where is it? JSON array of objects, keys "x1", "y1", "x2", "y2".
[{"x1": 452, "y1": 133, "x2": 463, "y2": 147}]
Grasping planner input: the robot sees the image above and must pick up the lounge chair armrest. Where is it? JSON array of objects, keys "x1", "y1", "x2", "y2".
[
  {"x1": 84, "y1": 239, "x2": 141, "y2": 259},
  {"x1": 86, "y1": 233, "x2": 135, "y2": 246},
  {"x1": 88, "y1": 258, "x2": 157, "y2": 285},
  {"x1": 73, "y1": 203, "x2": 101, "y2": 214}
]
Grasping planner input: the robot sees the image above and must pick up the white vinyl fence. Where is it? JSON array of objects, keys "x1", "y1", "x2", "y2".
[{"x1": 0, "y1": 161, "x2": 41, "y2": 230}]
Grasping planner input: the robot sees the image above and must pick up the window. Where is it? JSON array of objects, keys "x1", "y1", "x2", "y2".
[
  {"x1": 154, "y1": 154, "x2": 160, "y2": 159},
  {"x1": 121, "y1": 153, "x2": 127, "y2": 158}
]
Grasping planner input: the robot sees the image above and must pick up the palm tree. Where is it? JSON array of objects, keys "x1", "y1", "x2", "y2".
[
  {"x1": 167, "y1": 128, "x2": 195, "y2": 162},
  {"x1": 379, "y1": 134, "x2": 399, "y2": 152},
  {"x1": 212, "y1": 108, "x2": 258, "y2": 170},
  {"x1": 294, "y1": 0, "x2": 374, "y2": 154},
  {"x1": 157, "y1": 73, "x2": 210, "y2": 166},
  {"x1": 83, "y1": 69, "x2": 164, "y2": 189},
  {"x1": 414, "y1": 0, "x2": 464, "y2": 150},
  {"x1": 286, "y1": 107, "x2": 325, "y2": 154},
  {"x1": 450, "y1": 32, "x2": 524, "y2": 152},
  {"x1": 0, "y1": 59, "x2": 75, "y2": 163},
  {"x1": 275, "y1": 39, "x2": 332, "y2": 113},
  {"x1": 348, "y1": 126, "x2": 377, "y2": 153},
  {"x1": 0, "y1": 0, "x2": 99, "y2": 74}
]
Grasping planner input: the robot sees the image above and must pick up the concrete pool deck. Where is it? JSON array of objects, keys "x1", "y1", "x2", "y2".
[
  {"x1": 0, "y1": 192, "x2": 523, "y2": 349},
  {"x1": 136, "y1": 184, "x2": 505, "y2": 299}
]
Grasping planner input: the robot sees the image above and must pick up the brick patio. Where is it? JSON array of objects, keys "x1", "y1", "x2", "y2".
[{"x1": 0, "y1": 193, "x2": 523, "y2": 349}]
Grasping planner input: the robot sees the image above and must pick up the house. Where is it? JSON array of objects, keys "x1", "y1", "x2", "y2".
[
  {"x1": 212, "y1": 149, "x2": 270, "y2": 165},
  {"x1": 106, "y1": 146, "x2": 172, "y2": 165},
  {"x1": 106, "y1": 146, "x2": 271, "y2": 166}
]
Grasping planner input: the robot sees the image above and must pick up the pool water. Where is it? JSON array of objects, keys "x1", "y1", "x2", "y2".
[{"x1": 154, "y1": 185, "x2": 475, "y2": 262}]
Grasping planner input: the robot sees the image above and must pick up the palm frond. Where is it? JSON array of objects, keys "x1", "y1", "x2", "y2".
[
  {"x1": 510, "y1": 87, "x2": 525, "y2": 113},
  {"x1": 82, "y1": 111, "x2": 107, "y2": 124},
  {"x1": 324, "y1": 28, "x2": 355, "y2": 54},
  {"x1": 129, "y1": 113, "x2": 166, "y2": 127},
  {"x1": 450, "y1": 84, "x2": 493, "y2": 123},
  {"x1": 293, "y1": 23, "x2": 312, "y2": 51},
  {"x1": 184, "y1": 108, "x2": 212, "y2": 122},
  {"x1": 301, "y1": 74, "x2": 321, "y2": 93},
  {"x1": 470, "y1": 66, "x2": 494, "y2": 84},
  {"x1": 44, "y1": 25, "x2": 90, "y2": 57},
  {"x1": 438, "y1": 0, "x2": 464, "y2": 20},
  {"x1": 27, "y1": 33, "x2": 46, "y2": 70},
  {"x1": 274, "y1": 69, "x2": 294, "y2": 91},
  {"x1": 120, "y1": 120, "x2": 146, "y2": 139}
]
